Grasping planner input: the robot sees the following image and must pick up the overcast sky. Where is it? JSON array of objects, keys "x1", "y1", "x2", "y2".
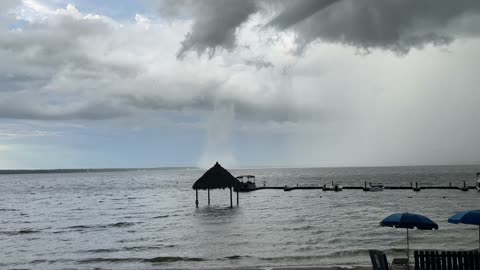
[{"x1": 1, "y1": 0, "x2": 480, "y2": 169}]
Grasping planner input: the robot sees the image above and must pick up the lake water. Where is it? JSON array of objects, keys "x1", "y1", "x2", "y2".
[{"x1": 1, "y1": 165, "x2": 479, "y2": 269}]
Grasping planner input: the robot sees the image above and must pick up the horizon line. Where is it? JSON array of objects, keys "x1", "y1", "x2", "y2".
[{"x1": 1, "y1": 163, "x2": 480, "y2": 175}]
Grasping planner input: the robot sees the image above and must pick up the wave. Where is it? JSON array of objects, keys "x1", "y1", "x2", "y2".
[
  {"x1": 329, "y1": 249, "x2": 370, "y2": 257},
  {"x1": 65, "y1": 225, "x2": 90, "y2": 229},
  {"x1": 0, "y1": 229, "x2": 40, "y2": 236},
  {"x1": 259, "y1": 251, "x2": 370, "y2": 262},
  {"x1": 259, "y1": 255, "x2": 321, "y2": 261},
  {"x1": 283, "y1": 225, "x2": 316, "y2": 231},
  {"x1": 224, "y1": 255, "x2": 252, "y2": 260},
  {"x1": 30, "y1": 259, "x2": 48, "y2": 264},
  {"x1": 79, "y1": 243, "x2": 177, "y2": 254},
  {"x1": 0, "y1": 208, "x2": 18, "y2": 212},
  {"x1": 110, "y1": 222, "x2": 135, "y2": 227},
  {"x1": 82, "y1": 248, "x2": 121, "y2": 253},
  {"x1": 79, "y1": 257, "x2": 143, "y2": 264},
  {"x1": 64, "y1": 222, "x2": 137, "y2": 231},
  {"x1": 153, "y1": 215, "x2": 169, "y2": 219},
  {"x1": 26, "y1": 256, "x2": 206, "y2": 265},
  {"x1": 124, "y1": 244, "x2": 176, "y2": 251},
  {"x1": 145, "y1": 256, "x2": 204, "y2": 263}
]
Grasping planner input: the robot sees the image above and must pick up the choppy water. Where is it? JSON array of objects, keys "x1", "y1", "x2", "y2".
[{"x1": 1, "y1": 165, "x2": 479, "y2": 269}]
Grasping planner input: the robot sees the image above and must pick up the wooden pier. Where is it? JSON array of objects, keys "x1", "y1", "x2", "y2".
[{"x1": 248, "y1": 182, "x2": 478, "y2": 192}]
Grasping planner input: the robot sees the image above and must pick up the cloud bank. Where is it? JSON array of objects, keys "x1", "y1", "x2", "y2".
[
  {"x1": 2, "y1": 0, "x2": 480, "y2": 167},
  {"x1": 3, "y1": 0, "x2": 480, "y2": 123}
]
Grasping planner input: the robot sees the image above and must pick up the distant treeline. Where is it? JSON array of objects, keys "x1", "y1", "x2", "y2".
[{"x1": 0, "y1": 167, "x2": 199, "y2": 175}]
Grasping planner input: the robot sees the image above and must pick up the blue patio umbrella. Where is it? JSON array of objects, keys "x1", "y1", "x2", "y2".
[
  {"x1": 381, "y1": 213, "x2": 439, "y2": 261},
  {"x1": 448, "y1": 210, "x2": 480, "y2": 251}
]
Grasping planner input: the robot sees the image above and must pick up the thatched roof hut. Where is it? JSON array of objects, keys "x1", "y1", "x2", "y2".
[
  {"x1": 192, "y1": 162, "x2": 240, "y2": 190},
  {"x1": 192, "y1": 162, "x2": 240, "y2": 208}
]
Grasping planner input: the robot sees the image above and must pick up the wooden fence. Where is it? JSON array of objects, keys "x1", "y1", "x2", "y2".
[{"x1": 414, "y1": 250, "x2": 480, "y2": 270}]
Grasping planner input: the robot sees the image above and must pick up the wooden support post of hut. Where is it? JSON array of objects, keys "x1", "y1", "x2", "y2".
[
  {"x1": 192, "y1": 162, "x2": 240, "y2": 208},
  {"x1": 195, "y1": 189, "x2": 199, "y2": 208}
]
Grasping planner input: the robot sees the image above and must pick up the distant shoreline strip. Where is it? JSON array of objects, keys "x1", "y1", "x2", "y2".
[{"x1": 0, "y1": 167, "x2": 199, "y2": 175}]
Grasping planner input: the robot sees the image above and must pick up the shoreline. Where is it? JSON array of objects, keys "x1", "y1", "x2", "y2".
[{"x1": 191, "y1": 266, "x2": 371, "y2": 270}]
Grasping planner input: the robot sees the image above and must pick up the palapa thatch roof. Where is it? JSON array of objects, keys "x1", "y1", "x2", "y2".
[{"x1": 192, "y1": 162, "x2": 240, "y2": 190}]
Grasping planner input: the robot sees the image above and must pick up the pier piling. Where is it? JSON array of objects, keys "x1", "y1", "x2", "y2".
[
  {"x1": 413, "y1": 182, "x2": 421, "y2": 192},
  {"x1": 461, "y1": 181, "x2": 469, "y2": 191}
]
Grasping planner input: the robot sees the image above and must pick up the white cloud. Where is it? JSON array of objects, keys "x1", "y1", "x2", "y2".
[{"x1": 0, "y1": 2, "x2": 311, "y2": 123}]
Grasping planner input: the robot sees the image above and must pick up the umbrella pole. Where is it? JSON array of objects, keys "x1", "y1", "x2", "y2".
[
  {"x1": 229, "y1": 187, "x2": 233, "y2": 208},
  {"x1": 208, "y1": 189, "x2": 210, "y2": 205},
  {"x1": 407, "y1": 228, "x2": 410, "y2": 262}
]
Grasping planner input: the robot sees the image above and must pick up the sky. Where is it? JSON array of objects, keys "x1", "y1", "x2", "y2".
[{"x1": 1, "y1": 0, "x2": 480, "y2": 169}]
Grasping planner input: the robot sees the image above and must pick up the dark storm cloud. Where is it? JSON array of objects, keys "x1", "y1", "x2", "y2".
[
  {"x1": 154, "y1": 0, "x2": 332, "y2": 58},
  {"x1": 266, "y1": 0, "x2": 338, "y2": 29},
  {"x1": 159, "y1": 0, "x2": 259, "y2": 59},
  {"x1": 158, "y1": 0, "x2": 480, "y2": 55},
  {"x1": 278, "y1": 0, "x2": 480, "y2": 53}
]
